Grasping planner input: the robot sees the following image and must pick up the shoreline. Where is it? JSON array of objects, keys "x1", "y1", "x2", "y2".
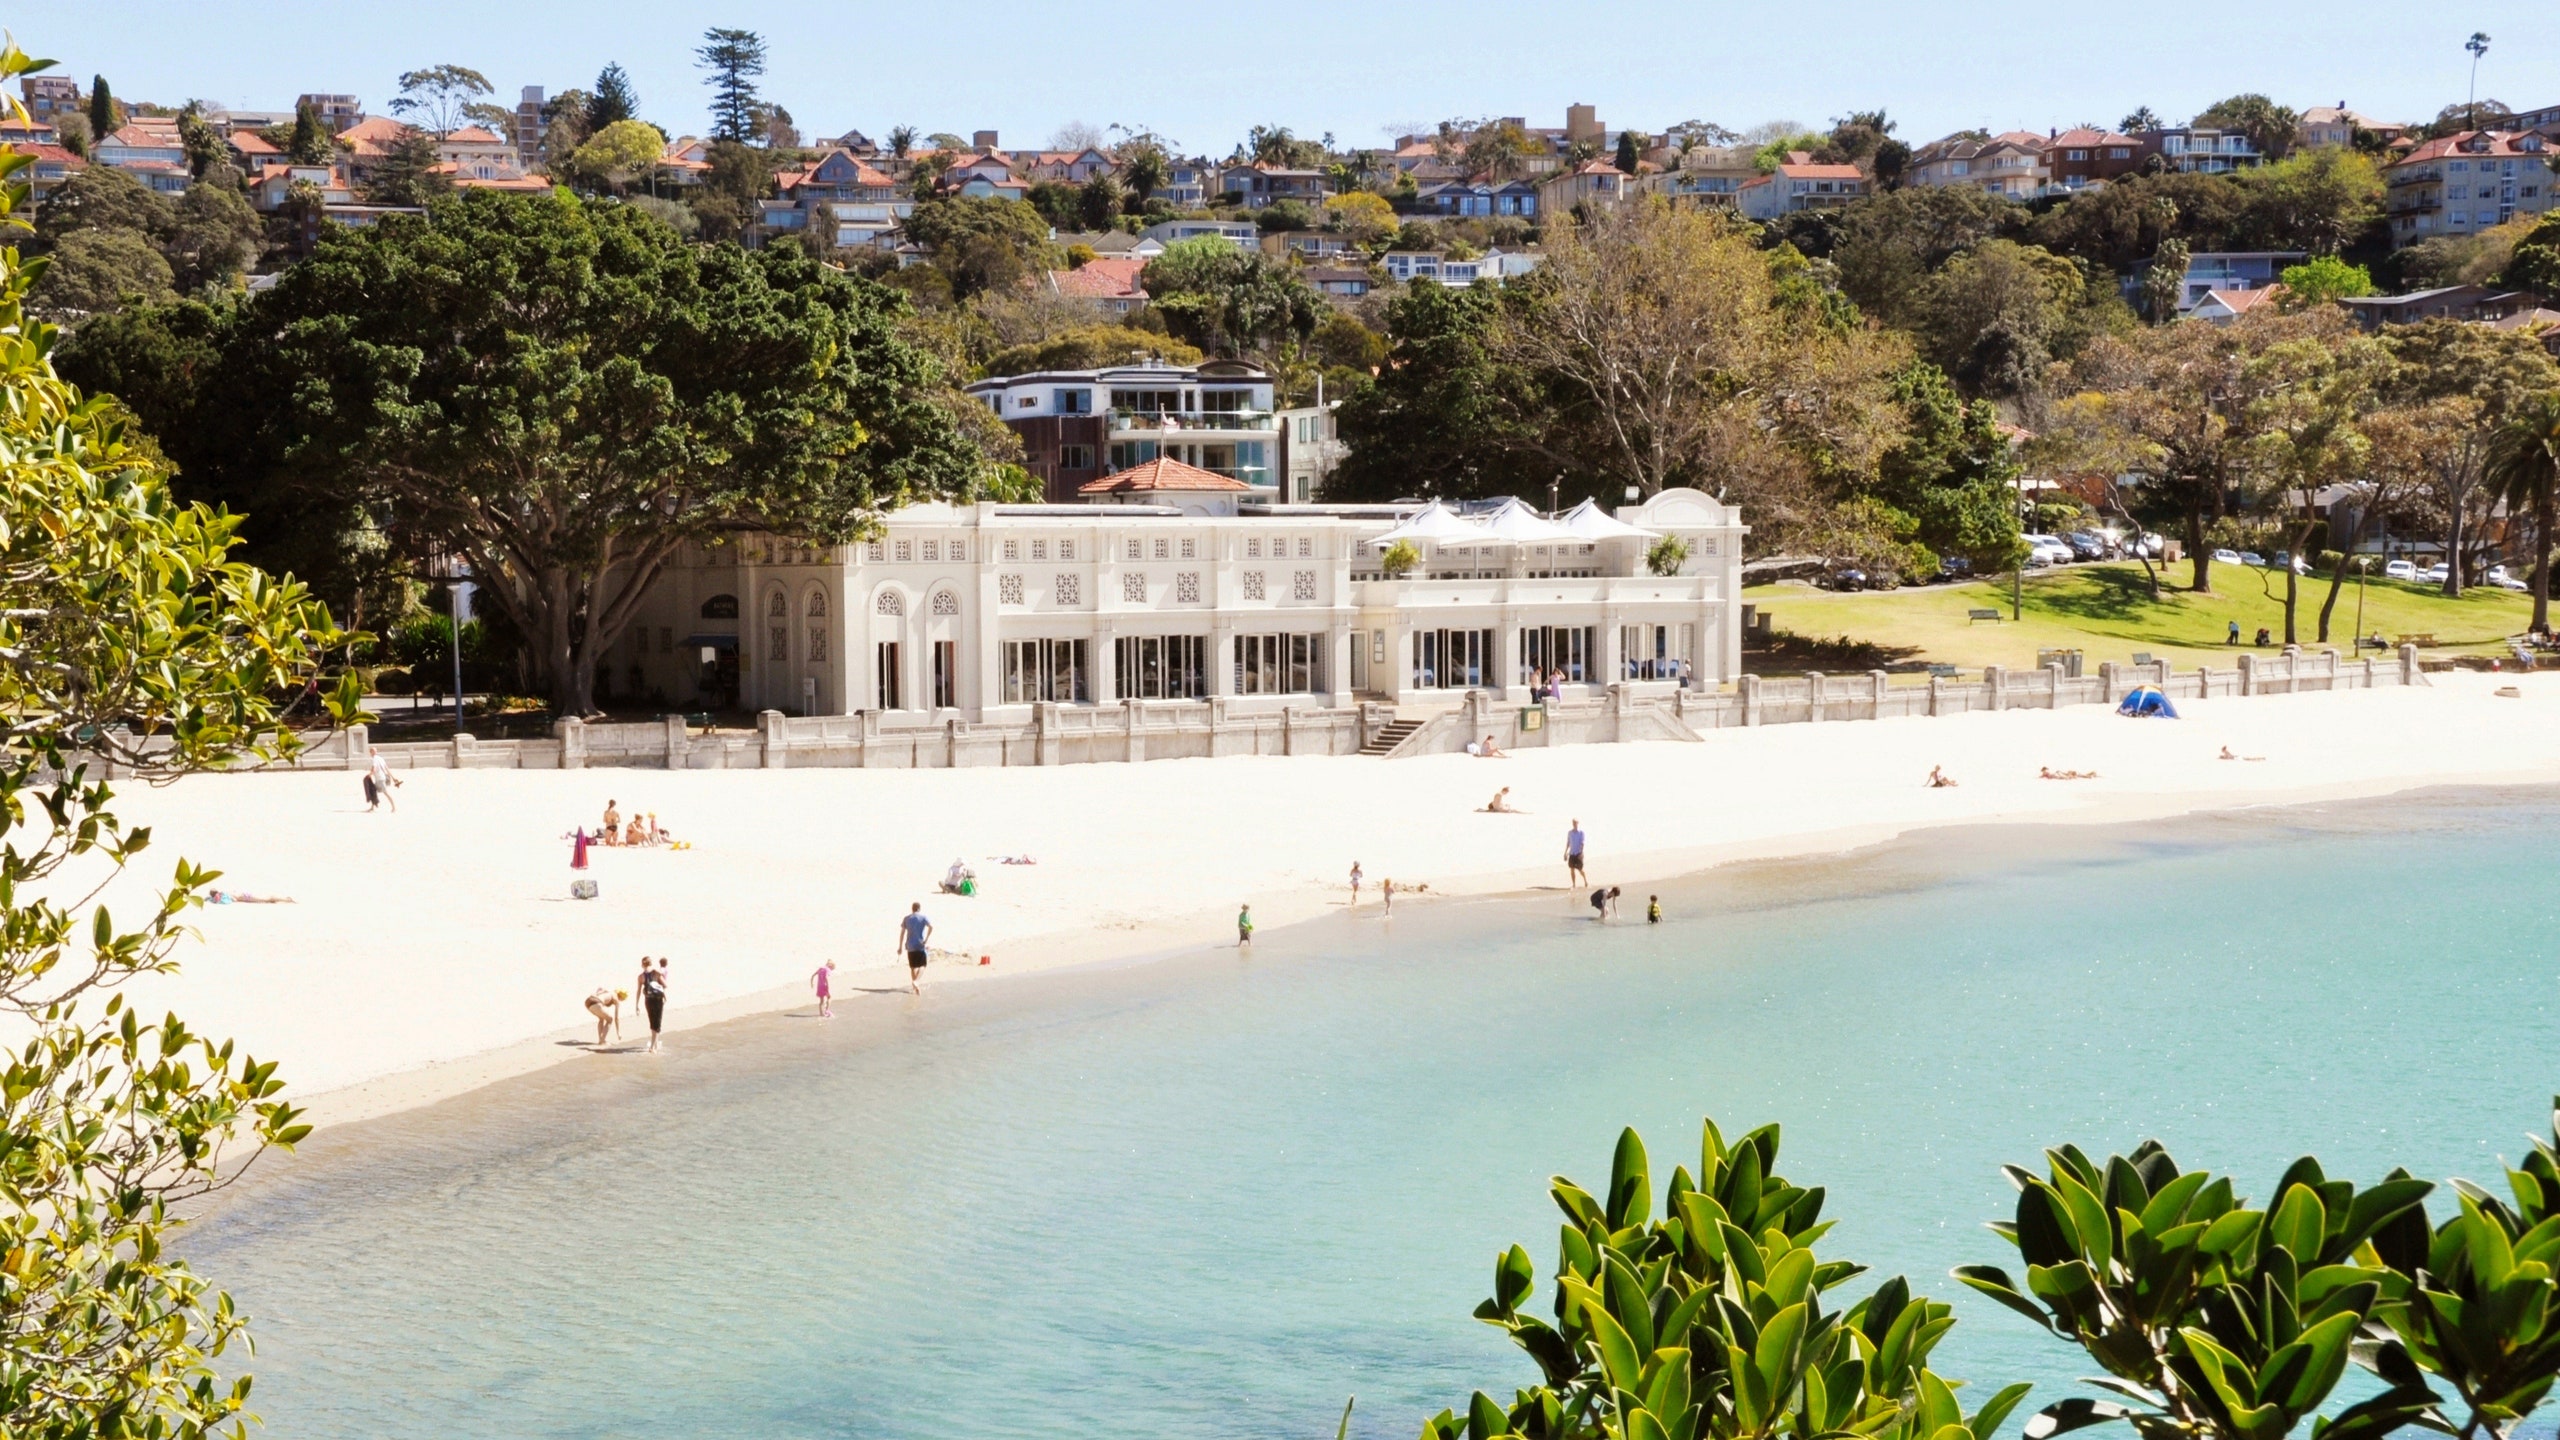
[{"x1": 86, "y1": 671, "x2": 2560, "y2": 1130}]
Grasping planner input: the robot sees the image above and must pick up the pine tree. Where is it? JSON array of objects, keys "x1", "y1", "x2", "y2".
[
  {"x1": 87, "y1": 74, "x2": 116, "y2": 138},
  {"x1": 695, "y1": 28, "x2": 766, "y2": 145},
  {"x1": 1614, "y1": 130, "x2": 1640, "y2": 174},
  {"x1": 587, "y1": 63, "x2": 639, "y2": 133},
  {"x1": 289, "y1": 99, "x2": 330, "y2": 164}
]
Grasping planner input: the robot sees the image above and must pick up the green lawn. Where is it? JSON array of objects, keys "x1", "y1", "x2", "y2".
[{"x1": 1744, "y1": 562, "x2": 2536, "y2": 676}]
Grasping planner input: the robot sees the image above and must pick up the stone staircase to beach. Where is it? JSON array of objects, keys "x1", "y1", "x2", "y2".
[{"x1": 1358, "y1": 719, "x2": 1424, "y2": 756}]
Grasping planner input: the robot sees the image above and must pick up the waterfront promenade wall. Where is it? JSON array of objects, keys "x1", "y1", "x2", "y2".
[{"x1": 125, "y1": 644, "x2": 2427, "y2": 776}]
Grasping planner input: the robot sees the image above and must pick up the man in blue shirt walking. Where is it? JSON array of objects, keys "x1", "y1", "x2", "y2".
[{"x1": 896, "y1": 903, "x2": 933, "y2": 994}]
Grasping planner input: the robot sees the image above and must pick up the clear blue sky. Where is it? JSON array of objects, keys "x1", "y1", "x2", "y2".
[{"x1": 48, "y1": 1, "x2": 2560, "y2": 151}]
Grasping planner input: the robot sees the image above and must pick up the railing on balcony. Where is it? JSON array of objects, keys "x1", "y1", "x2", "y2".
[{"x1": 1107, "y1": 409, "x2": 1281, "y2": 433}]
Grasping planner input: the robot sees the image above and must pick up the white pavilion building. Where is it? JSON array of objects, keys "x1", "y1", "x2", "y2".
[{"x1": 609, "y1": 470, "x2": 1745, "y2": 723}]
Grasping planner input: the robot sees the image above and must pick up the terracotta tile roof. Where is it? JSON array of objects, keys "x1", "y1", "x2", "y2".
[
  {"x1": 2048, "y1": 127, "x2": 2141, "y2": 148},
  {"x1": 227, "y1": 129, "x2": 281, "y2": 155},
  {"x1": 443, "y1": 125, "x2": 507, "y2": 145},
  {"x1": 2392, "y1": 130, "x2": 2554, "y2": 166},
  {"x1": 455, "y1": 173, "x2": 551, "y2": 191},
  {"x1": 1077, "y1": 457, "x2": 1252, "y2": 494},
  {"x1": 1049, "y1": 256, "x2": 1148, "y2": 300},
  {"x1": 20, "y1": 143, "x2": 84, "y2": 168},
  {"x1": 2198, "y1": 287, "x2": 2284, "y2": 315},
  {"x1": 336, "y1": 114, "x2": 413, "y2": 157}
]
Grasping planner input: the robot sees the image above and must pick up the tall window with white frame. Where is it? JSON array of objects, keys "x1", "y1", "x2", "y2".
[
  {"x1": 1413, "y1": 628, "x2": 1498, "y2": 690},
  {"x1": 1114, "y1": 635, "x2": 1207, "y2": 699},
  {"x1": 1234, "y1": 633, "x2": 1324, "y2": 695},
  {"x1": 1001, "y1": 639, "x2": 1088, "y2": 704}
]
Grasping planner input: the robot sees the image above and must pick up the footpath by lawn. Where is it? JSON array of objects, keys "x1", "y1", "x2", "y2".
[{"x1": 1742, "y1": 561, "x2": 2537, "y2": 677}]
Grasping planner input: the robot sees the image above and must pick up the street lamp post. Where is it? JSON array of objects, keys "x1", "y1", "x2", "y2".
[{"x1": 450, "y1": 569, "x2": 468, "y2": 733}]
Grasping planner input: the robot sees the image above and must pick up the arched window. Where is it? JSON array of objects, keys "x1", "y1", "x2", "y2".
[
  {"x1": 931, "y1": 590, "x2": 959, "y2": 616},
  {"x1": 808, "y1": 590, "x2": 829, "y2": 618},
  {"x1": 875, "y1": 590, "x2": 902, "y2": 617},
  {"x1": 767, "y1": 590, "x2": 788, "y2": 618},
  {"x1": 700, "y1": 594, "x2": 739, "y2": 619}
]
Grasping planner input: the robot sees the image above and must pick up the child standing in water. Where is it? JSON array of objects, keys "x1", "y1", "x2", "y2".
[
  {"x1": 1237, "y1": 905, "x2": 1254, "y2": 947},
  {"x1": 1647, "y1": 895, "x2": 1662, "y2": 924}
]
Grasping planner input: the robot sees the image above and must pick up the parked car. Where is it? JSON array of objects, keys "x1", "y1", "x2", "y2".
[
  {"x1": 2066, "y1": 532, "x2": 2107, "y2": 561},
  {"x1": 1825, "y1": 566, "x2": 1871, "y2": 591},
  {"x1": 2490, "y1": 566, "x2": 2528, "y2": 591},
  {"x1": 2132, "y1": 533, "x2": 2165, "y2": 558},
  {"x1": 2423, "y1": 563, "x2": 2450, "y2": 583},
  {"x1": 2023, "y1": 534, "x2": 2074, "y2": 566},
  {"x1": 2212, "y1": 548, "x2": 2245, "y2": 565},
  {"x1": 1933, "y1": 556, "x2": 1973, "y2": 584},
  {"x1": 2383, "y1": 559, "x2": 2417, "y2": 580},
  {"x1": 2238, "y1": 551, "x2": 2267, "y2": 568}
]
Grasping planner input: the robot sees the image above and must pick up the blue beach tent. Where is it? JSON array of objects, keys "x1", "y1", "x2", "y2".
[{"x1": 2117, "y1": 685, "x2": 2178, "y2": 718}]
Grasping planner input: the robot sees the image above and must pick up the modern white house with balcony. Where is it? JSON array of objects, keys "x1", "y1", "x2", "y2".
[{"x1": 607, "y1": 489, "x2": 1745, "y2": 727}]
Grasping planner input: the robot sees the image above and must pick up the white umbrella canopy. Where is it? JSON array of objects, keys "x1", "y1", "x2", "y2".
[
  {"x1": 1557, "y1": 497, "x2": 1659, "y2": 541},
  {"x1": 1365, "y1": 502, "x2": 1480, "y2": 548},
  {"x1": 1474, "y1": 498, "x2": 1575, "y2": 544}
]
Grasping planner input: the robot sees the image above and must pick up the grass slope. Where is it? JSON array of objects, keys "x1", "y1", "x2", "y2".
[{"x1": 1744, "y1": 561, "x2": 2534, "y2": 675}]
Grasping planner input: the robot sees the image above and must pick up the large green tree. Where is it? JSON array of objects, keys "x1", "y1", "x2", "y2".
[
  {"x1": 2488, "y1": 393, "x2": 2560, "y2": 633},
  {"x1": 108, "y1": 190, "x2": 990, "y2": 714},
  {"x1": 1329, "y1": 281, "x2": 1554, "y2": 503},
  {"x1": 362, "y1": 127, "x2": 451, "y2": 206},
  {"x1": 696, "y1": 28, "x2": 767, "y2": 145},
  {"x1": 2194, "y1": 92, "x2": 2303, "y2": 160},
  {"x1": 1139, "y1": 236, "x2": 1320, "y2": 357},
  {"x1": 586, "y1": 62, "x2": 640, "y2": 132},
  {"x1": 905, "y1": 195, "x2": 1060, "y2": 299},
  {"x1": 387, "y1": 62, "x2": 493, "y2": 138},
  {"x1": 0, "y1": 54, "x2": 345, "y2": 1432}
]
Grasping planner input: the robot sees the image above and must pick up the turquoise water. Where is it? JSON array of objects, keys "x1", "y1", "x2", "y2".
[{"x1": 188, "y1": 789, "x2": 2560, "y2": 1439}]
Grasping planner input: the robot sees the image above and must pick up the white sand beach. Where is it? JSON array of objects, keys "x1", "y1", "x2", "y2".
[{"x1": 80, "y1": 671, "x2": 2560, "y2": 1124}]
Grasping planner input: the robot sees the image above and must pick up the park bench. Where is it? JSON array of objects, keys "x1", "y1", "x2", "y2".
[
  {"x1": 1926, "y1": 663, "x2": 1959, "y2": 679},
  {"x1": 1967, "y1": 608, "x2": 2001, "y2": 622},
  {"x1": 2394, "y1": 633, "x2": 2436, "y2": 649},
  {"x1": 2131, "y1": 652, "x2": 2154, "y2": 666}
]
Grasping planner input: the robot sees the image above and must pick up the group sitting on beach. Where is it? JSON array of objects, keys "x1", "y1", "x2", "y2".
[
  {"x1": 594, "y1": 802, "x2": 680, "y2": 848},
  {"x1": 2038, "y1": 766, "x2": 2099, "y2": 781}
]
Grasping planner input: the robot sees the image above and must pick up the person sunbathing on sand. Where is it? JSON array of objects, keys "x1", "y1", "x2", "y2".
[
  {"x1": 1482, "y1": 787, "x2": 1520, "y2": 813},
  {"x1": 1927, "y1": 766, "x2": 1958, "y2": 787},
  {"x1": 207, "y1": 890, "x2": 294, "y2": 904},
  {"x1": 997, "y1": 854, "x2": 1036, "y2": 865},
  {"x1": 2039, "y1": 767, "x2": 2100, "y2": 780},
  {"x1": 2218, "y1": 746, "x2": 2267, "y2": 762}
]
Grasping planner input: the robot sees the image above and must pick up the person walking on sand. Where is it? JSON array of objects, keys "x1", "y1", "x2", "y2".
[
  {"x1": 1381, "y1": 877, "x2": 1395, "y2": 917},
  {"x1": 366, "y1": 749, "x2": 398, "y2": 813},
  {"x1": 1647, "y1": 895, "x2": 1662, "y2": 924},
  {"x1": 811, "y1": 960, "x2": 836, "y2": 1018},
  {"x1": 897, "y1": 904, "x2": 932, "y2": 994},
  {"x1": 1237, "y1": 904, "x2": 1254, "y2": 947},
  {"x1": 584, "y1": 987, "x2": 623, "y2": 1046},
  {"x1": 571, "y1": 826, "x2": 591, "y2": 871},
  {"x1": 1348, "y1": 862, "x2": 1363, "y2": 908},
  {"x1": 1565, "y1": 820, "x2": 1587, "y2": 886},
  {"x1": 639, "y1": 958, "x2": 668, "y2": 1053}
]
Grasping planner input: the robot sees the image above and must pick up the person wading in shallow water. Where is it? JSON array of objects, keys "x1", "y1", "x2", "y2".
[
  {"x1": 639, "y1": 958, "x2": 669, "y2": 1053},
  {"x1": 897, "y1": 904, "x2": 932, "y2": 995}
]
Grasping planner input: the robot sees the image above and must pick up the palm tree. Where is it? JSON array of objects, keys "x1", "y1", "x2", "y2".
[{"x1": 2487, "y1": 392, "x2": 2560, "y2": 633}]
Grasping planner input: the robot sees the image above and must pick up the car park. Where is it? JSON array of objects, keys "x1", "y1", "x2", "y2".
[{"x1": 2023, "y1": 534, "x2": 2075, "y2": 566}]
